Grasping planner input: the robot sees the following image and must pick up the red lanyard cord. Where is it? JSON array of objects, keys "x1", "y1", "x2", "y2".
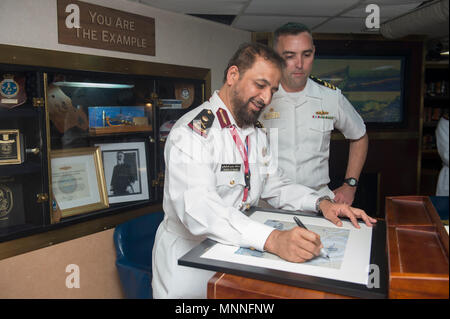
[{"x1": 229, "y1": 125, "x2": 250, "y2": 202}]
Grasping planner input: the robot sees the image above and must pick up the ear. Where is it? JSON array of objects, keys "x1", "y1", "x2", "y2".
[{"x1": 226, "y1": 65, "x2": 240, "y2": 85}]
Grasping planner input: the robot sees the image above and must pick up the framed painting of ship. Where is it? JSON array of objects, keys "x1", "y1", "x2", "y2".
[{"x1": 313, "y1": 56, "x2": 406, "y2": 126}]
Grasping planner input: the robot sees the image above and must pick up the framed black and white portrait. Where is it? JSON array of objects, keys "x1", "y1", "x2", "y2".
[{"x1": 95, "y1": 141, "x2": 149, "y2": 204}]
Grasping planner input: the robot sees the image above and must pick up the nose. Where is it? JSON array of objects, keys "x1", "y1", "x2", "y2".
[
  {"x1": 260, "y1": 87, "x2": 272, "y2": 106},
  {"x1": 295, "y1": 55, "x2": 303, "y2": 69}
]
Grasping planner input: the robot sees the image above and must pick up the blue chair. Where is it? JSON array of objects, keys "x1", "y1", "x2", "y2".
[
  {"x1": 113, "y1": 211, "x2": 164, "y2": 299},
  {"x1": 430, "y1": 196, "x2": 449, "y2": 222}
]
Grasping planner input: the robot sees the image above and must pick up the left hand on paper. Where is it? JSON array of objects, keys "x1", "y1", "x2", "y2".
[{"x1": 319, "y1": 200, "x2": 377, "y2": 228}]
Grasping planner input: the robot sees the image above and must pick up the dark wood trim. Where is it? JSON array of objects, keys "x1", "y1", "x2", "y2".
[{"x1": 0, "y1": 44, "x2": 210, "y2": 80}]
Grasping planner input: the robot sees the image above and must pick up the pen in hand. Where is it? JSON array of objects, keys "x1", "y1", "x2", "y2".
[{"x1": 293, "y1": 216, "x2": 330, "y2": 260}]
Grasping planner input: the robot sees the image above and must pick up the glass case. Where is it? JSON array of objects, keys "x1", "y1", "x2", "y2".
[
  {"x1": 46, "y1": 70, "x2": 159, "y2": 223},
  {"x1": 0, "y1": 66, "x2": 48, "y2": 239},
  {"x1": 0, "y1": 45, "x2": 207, "y2": 243}
]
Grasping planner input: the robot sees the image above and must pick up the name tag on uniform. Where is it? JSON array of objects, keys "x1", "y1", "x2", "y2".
[
  {"x1": 264, "y1": 112, "x2": 280, "y2": 120},
  {"x1": 221, "y1": 164, "x2": 241, "y2": 172},
  {"x1": 263, "y1": 108, "x2": 280, "y2": 120}
]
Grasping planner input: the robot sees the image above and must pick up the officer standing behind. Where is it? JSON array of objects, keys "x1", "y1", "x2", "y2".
[
  {"x1": 152, "y1": 42, "x2": 376, "y2": 299},
  {"x1": 260, "y1": 23, "x2": 369, "y2": 205}
]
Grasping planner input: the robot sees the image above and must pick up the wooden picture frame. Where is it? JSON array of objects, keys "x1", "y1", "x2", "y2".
[{"x1": 50, "y1": 147, "x2": 109, "y2": 218}]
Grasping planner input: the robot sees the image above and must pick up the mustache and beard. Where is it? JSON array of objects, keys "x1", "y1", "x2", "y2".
[{"x1": 231, "y1": 89, "x2": 266, "y2": 128}]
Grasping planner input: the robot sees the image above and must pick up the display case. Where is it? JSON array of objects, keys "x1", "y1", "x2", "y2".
[
  {"x1": 0, "y1": 66, "x2": 48, "y2": 239},
  {"x1": 0, "y1": 44, "x2": 209, "y2": 245}
]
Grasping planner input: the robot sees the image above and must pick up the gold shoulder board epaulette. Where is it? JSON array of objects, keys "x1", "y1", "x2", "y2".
[
  {"x1": 309, "y1": 75, "x2": 336, "y2": 90},
  {"x1": 255, "y1": 121, "x2": 264, "y2": 128},
  {"x1": 188, "y1": 108, "x2": 215, "y2": 137}
]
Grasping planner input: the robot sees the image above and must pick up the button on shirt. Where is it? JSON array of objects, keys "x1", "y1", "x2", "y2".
[
  {"x1": 260, "y1": 78, "x2": 366, "y2": 197},
  {"x1": 152, "y1": 91, "x2": 320, "y2": 298}
]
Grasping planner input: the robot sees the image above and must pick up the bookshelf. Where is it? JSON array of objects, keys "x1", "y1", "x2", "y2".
[{"x1": 420, "y1": 60, "x2": 449, "y2": 195}]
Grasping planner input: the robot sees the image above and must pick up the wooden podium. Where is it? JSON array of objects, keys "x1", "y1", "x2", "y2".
[
  {"x1": 385, "y1": 196, "x2": 449, "y2": 298},
  {"x1": 207, "y1": 196, "x2": 449, "y2": 299}
]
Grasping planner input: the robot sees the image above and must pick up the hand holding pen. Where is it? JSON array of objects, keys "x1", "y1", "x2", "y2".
[
  {"x1": 264, "y1": 218, "x2": 325, "y2": 263},
  {"x1": 293, "y1": 216, "x2": 330, "y2": 259}
]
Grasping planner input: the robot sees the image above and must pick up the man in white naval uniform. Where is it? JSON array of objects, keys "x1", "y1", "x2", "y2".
[
  {"x1": 260, "y1": 23, "x2": 369, "y2": 205},
  {"x1": 152, "y1": 43, "x2": 376, "y2": 299}
]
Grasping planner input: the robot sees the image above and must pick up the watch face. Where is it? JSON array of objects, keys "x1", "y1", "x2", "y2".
[{"x1": 345, "y1": 178, "x2": 357, "y2": 186}]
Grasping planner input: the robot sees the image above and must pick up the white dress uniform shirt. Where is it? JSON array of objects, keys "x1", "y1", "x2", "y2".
[
  {"x1": 436, "y1": 117, "x2": 449, "y2": 196},
  {"x1": 152, "y1": 91, "x2": 321, "y2": 298},
  {"x1": 259, "y1": 77, "x2": 366, "y2": 197}
]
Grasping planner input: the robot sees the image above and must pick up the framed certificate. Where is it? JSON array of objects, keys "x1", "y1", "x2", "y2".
[
  {"x1": 50, "y1": 147, "x2": 109, "y2": 218},
  {"x1": 0, "y1": 129, "x2": 23, "y2": 165}
]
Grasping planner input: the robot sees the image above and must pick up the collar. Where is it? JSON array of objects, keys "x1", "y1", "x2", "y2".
[
  {"x1": 304, "y1": 77, "x2": 322, "y2": 98},
  {"x1": 209, "y1": 91, "x2": 236, "y2": 127},
  {"x1": 211, "y1": 90, "x2": 255, "y2": 136},
  {"x1": 274, "y1": 77, "x2": 321, "y2": 101}
]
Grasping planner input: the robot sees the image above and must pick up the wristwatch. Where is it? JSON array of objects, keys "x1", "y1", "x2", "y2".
[
  {"x1": 343, "y1": 177, "x2": 358, "y2": 187},
  {"x1": 315, "y1": 196, "x2": 332, "y2": 215}
]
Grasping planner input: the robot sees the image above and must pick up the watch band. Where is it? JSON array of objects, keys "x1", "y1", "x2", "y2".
[{"x1": 315, "y1": 196, "x2": 332, "y2": 214}]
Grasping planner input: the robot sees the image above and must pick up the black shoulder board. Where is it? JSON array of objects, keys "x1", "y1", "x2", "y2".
[
  {"x1": 309, "y1": 75, "x2": 336, "y2": 90},
  {"x1": 254, "y1": 121, "x2": 264, "y2": 128},
  {"x1": 188, "y1": 108, "x2": 215, "y2": 137}
]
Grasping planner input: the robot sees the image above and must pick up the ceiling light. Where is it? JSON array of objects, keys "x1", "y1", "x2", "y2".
[{"x1": 52, "y1": 82, "x2": 134, "y2": 89}]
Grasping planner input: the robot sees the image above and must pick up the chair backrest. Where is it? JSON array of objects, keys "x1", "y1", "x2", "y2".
[
  {"x1": 114, "y1": 211, "x2": 164, "y2": 266},
  {"x1": 430, "y1": 196, "x2": 449, "y2": 221}
]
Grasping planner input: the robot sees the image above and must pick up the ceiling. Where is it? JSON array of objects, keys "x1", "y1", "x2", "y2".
[
  {"x1": 127, "y1": 0, "x2": 449, "y2": 54},
  {"x1": 127, "y1": 0, "x2": 444, "y2": 33}
]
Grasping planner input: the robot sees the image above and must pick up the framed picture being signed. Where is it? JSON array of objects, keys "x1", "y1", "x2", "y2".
[
  {"x1": 95, "y1": 141, "x2": 149, "y2": 204},
  {"x1": 50, "y1": 147, "x2": 109, "y2": 218}
]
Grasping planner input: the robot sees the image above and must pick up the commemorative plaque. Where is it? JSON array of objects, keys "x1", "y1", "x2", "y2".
[
  {"x1": 0, "y1": 181, "x2": 25, "y2": 229},
  {"x1": 0, "y1": 74, "x2": 27, "y2": 109},
  {"x1": 0, "y1": 130, "x2": 24, "y2": 165}
]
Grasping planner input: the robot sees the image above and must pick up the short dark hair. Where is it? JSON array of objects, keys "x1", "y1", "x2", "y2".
[
  {"x1": 274, "y1": 22, "x2": 313, "y2": 48},
  {"x1": 223, "y1": 42, "x2": 285, "y2": 83}
]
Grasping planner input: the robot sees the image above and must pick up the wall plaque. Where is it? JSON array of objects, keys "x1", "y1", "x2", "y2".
[
  {"x1": 57, "y1": 0, "x2": 155, "y2": 56},
  {"x1": 0, "y1": 130, "x2": 24, "y2": 165},
  {"x1": 0, "y1": 181, "x2": 25, "y2": 229}
]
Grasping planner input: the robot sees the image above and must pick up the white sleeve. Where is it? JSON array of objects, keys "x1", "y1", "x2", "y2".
[
  {"x1": 436, "y1": 118, "x2": 449, "y2": 167},
  {"x1": 334, "y1": 92, "x2": 366, "y2": 140},
  {"x1": 259, "y1": 136, "x2": 319, "y2": 212},
  {"x1": 164, "y1": 126, "x2": 274, "y2": 251}
]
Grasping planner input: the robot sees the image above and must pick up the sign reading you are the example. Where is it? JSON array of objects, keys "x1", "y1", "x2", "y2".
[{"x1": 57, "y1": 0, "x2": 155, "y2": 56}]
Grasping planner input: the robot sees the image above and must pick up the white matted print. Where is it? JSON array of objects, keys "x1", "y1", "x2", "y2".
[
  {"x1": 95, "y1": 142, "x2": 149, "y2": 204},
  {"x1": 201, "y1": 210, "x2": 373, "y2": 285}
]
